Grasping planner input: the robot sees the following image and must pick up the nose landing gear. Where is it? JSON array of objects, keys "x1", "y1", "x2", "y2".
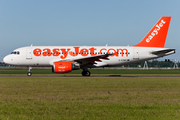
[{"x1": 27, "y1": 67, "x2": 32, "y2": 76}]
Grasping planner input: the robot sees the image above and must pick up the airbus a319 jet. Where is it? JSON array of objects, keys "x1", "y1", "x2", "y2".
[{"x1": 3, "y1": 16, "x2": 175, "y2": 76}]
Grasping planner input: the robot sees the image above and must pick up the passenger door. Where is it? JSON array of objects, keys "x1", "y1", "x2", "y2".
[{"x1": 26, "y1": 48, "x2": 32, "y2": 59}]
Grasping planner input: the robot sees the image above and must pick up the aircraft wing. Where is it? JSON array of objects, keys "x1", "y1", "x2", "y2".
[
  {"x1": 71, "y1": 53, "x2": 112, "y2": 66},
  {"x1": 55, "y1": 53, "x2": 112, "y2": 67},
  {"x1": 49, "y1": 53, "x2": 112, "y2": 67},
  {"x1": 151, "y1": 49, "x2": 175, "y2": 55}
]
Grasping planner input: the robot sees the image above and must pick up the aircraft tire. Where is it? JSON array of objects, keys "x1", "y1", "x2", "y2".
[
  {"x1": 82, "y1": 70, "x2": 91, "y2": 76},
  {"x1": 27, "y1": 72, "x2": 32, "y2": 76},
  {"x1": 86, "y1": 71, "x2": 91, "y2": 76}
]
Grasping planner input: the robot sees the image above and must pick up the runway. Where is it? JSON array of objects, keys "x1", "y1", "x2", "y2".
[{"x1": 1, "y1": 75, "x2": 180, "y2": 78}]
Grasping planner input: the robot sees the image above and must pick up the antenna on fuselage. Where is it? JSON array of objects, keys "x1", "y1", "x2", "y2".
[
  {"x1": 31, "y1": 44, "x2": 33, "y2": 47},
  {"x1": 106, "y1": 44, "x2": 108, "y2": 46}
]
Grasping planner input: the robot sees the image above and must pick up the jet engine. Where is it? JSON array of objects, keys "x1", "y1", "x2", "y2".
[{"x1": 52, "y1": 61, "x2": 80, "y2": 73}]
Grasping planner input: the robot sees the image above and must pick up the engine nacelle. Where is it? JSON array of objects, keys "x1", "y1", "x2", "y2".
[{"x1": 52, "y1": 62, "x2": 80, "y2": 73}]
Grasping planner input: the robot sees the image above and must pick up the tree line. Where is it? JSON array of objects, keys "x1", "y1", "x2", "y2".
[{"x1": 125, "y1": 60, "x2": 176, "y2": 68}]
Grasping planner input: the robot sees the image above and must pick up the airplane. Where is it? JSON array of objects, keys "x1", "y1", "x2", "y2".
[{"x1": 3, "y1": 16, "x2": 175, "y2": 76}]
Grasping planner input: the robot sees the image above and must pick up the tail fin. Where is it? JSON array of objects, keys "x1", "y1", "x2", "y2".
[{"x1": 133, "y1": 16, "x2": 171, "y2": 48}]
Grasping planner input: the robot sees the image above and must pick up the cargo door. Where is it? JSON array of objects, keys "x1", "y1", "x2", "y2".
[{"x1": 133, "y1": 48, "x2": 139, "y2": 59}]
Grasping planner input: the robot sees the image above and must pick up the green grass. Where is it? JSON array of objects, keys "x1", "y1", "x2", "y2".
[
  {"x1": 1, "y1": 68, "x2": 180, "y2": 75},
  {"x1": 0, "y1": 77, "x2": 180, "y2": 119}
]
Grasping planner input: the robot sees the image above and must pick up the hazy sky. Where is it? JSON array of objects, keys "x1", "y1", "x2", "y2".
[{"x1": 1, "y1": 0, "x2": 180, "y2": 61}]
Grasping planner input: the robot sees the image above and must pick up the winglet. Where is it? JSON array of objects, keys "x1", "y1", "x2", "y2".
[{"x1": 133, "y1": 17, "x2": 171, "y2": 48}]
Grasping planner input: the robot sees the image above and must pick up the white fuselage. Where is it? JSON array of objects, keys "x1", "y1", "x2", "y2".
[{"x1": 3, "y1": 46, "x2": 174, "y2": 68}]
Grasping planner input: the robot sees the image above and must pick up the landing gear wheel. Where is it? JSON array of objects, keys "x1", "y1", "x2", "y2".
[
  {"x1": 27, "y1": 67, "x2": 32, "y2": 76},
  {"x1": 82, "y1": 71, "x2": 86, "y2": 76},
  {"x1": 27, "y1": 72, "x2": 32, "y2": 76},
  {"x1": 82, "y1": 70, "x2": 91, "y2": 76},
  {"x1": 86, "y1": 71, "x2": 91, "y2": 76}
]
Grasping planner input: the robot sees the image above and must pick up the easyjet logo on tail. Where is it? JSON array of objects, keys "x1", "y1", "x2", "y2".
[
  {"x1": 146, "y1": 19, "x2": 166, "y2": 43},
  {"x1": 33, "y1": 47, "x2": 129, "y2": 59}
]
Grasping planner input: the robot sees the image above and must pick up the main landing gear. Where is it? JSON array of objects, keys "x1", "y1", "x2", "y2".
[
  {"x1": 27, "y1": 67, "x2": 32, "y2": 76},
  {"x1": 82, "y1": 69, "x2": 91, "y2": 76}
]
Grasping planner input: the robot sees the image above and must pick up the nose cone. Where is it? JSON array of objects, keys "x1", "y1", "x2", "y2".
[
  {"x1": 3, "y1": 56, "x2": 7, "y2": 64},
  {"x1": 3, "y1": 55, "x2": 11, "y2": 64}
]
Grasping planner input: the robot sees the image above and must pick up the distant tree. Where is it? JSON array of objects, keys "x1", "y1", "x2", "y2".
[{"x1": 125, "y1": 60, "x2": 175, "y2": 68}]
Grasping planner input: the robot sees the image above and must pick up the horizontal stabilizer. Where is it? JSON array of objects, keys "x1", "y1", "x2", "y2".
[{"x1": 151, "y1": 49, "x2": 175, "y2": 55}]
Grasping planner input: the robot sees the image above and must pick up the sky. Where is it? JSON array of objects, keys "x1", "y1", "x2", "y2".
[{"x1": 1, "y1": 0, "x2": 180, "y2": 61}]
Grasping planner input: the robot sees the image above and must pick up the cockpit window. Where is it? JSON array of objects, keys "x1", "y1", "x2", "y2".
[{"x1": 11, "y1": 51, "x2": 20, "y2": 55}]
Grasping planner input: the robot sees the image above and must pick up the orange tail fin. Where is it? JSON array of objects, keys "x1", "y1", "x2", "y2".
[{"x1": 133, "y1": 16, "x2": 171, "y2": 48}]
